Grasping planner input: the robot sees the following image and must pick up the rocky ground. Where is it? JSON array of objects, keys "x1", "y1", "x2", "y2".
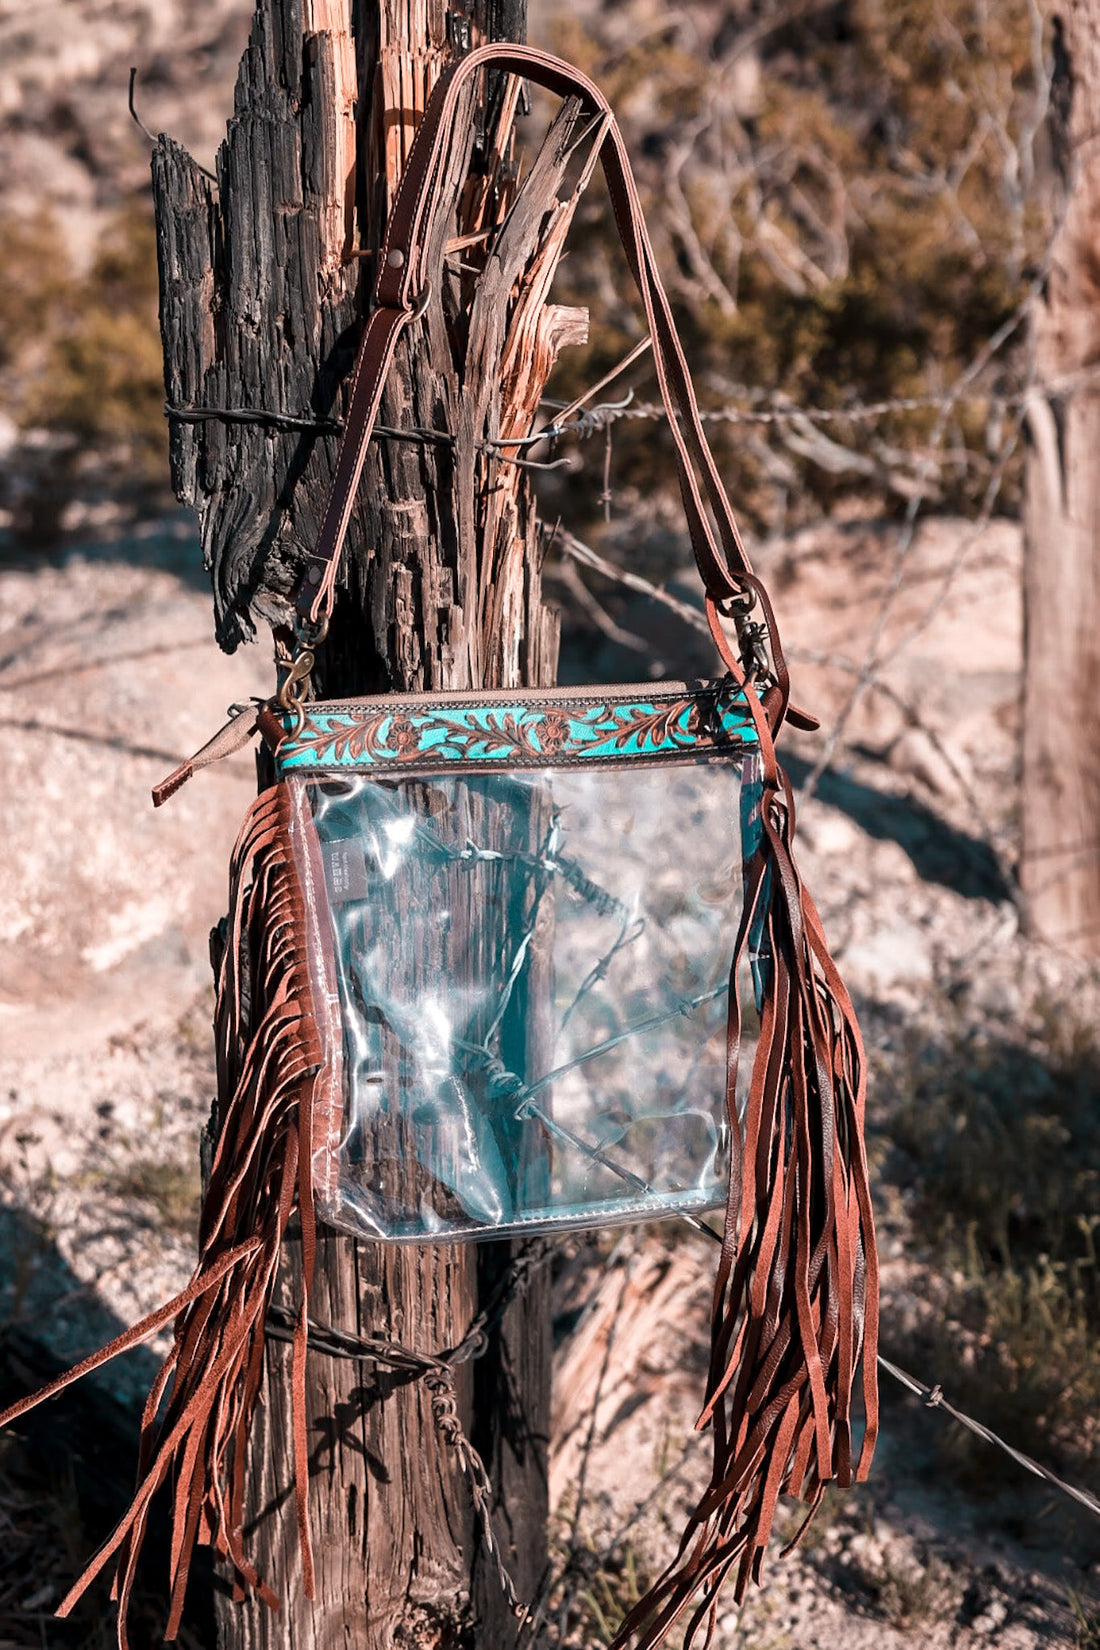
[
  {"x1": 0, "y1": 505, "x2": 1097, "y2": 1646},
  {"x1": 0, "y1": 520, "x2": 267, "y2": 1391}
]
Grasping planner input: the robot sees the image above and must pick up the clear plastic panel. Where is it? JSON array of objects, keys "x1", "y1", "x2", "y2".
[{"x1": 294, "y1": 758, "x2": 749, "y2": 1240}]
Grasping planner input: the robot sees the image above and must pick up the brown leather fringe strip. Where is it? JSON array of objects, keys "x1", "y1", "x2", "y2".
[
  {"x1": 0, "y1": 784, "x2": 320, "y2": 1647},
  {"x1": 613, "y1": 622, "x2": 879, "y2": 1650}
]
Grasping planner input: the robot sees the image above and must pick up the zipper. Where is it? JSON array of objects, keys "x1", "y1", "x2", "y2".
[{"x1": 301, "y1": 677, "x2": 734, "y2": 715}]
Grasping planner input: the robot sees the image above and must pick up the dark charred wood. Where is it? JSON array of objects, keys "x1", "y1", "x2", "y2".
[{"x1": 150, "y1": 0, "x2": 592, "y2": 1642}]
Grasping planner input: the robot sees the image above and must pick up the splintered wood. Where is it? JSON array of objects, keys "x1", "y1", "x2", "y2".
[
  {"x1": 303, "y1": 0, "x2": 358, "y2": 266},
  {"x1": 153, "y1": 0, "x2": 586, "y2": 1642},
  {"x1": 374, "y1": 0, "x2": 445, "y2": 196}
]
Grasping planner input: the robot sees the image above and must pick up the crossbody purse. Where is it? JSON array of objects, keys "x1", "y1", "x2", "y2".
[{"x1": 1, "y1": 44, "x2": 878, "y2": 1650}]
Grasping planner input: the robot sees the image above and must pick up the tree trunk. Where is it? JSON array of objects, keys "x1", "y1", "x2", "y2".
[
  {"x1": 153, "y1": 1, "x2": 591, "y2": 1641},
  {"x1": 1021, "y1": 4, "x2": 1100, "y2": 955}
]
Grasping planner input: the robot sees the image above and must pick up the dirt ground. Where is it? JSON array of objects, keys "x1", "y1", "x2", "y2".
[{"x1": 1, "y1": 506, "x2": 1096, "y2": 1646}]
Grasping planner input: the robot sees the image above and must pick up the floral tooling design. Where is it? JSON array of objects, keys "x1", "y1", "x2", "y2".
[{"x1": 276, "y1": 688, "x2": 756, "y2": 774}]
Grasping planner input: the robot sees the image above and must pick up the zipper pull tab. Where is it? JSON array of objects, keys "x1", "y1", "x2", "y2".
[{"x1": 153, "y1": 700, "x2": 265, "y2": 807}]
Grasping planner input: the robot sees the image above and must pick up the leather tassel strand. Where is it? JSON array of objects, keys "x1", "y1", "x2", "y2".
[
  {"x1": 612, "y1": 738, "x2": 879, "y2": 1650},
  {"x1": 0, "y1": 785, "x2": 320, "y2": 1647}
]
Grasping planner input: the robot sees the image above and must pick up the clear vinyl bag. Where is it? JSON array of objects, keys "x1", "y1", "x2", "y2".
[
  {"x1": 281, "y1": 681, "x2": 764, "y2": 1241},
  {"x1": 0, "y1": 44, "x2": 878, "y2": 1640}
]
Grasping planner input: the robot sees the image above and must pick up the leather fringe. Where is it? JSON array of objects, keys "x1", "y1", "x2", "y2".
[
  {"x1": 613, "y1": 665, "x2": 879, "y2": 1648},
  {"x1": 1, "y1": 685, "x2": 875, "y2": 1649},
  {"x1": 0, "y1": 784, "x2": 319, "y2": 1646}
]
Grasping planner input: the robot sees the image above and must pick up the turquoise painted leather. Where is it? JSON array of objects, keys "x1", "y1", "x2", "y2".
[{"x1": 276, "y1": 685, "x2": 757, "y2": 774}]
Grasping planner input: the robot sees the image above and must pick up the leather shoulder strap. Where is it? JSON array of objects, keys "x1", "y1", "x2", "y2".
[{"x1": 294, "y1": 44, "x2": 765, "y2": 683}]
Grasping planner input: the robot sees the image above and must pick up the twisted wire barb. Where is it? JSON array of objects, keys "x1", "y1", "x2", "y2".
[
  {"x1": 425, "y1": 1366, "x2": 526, "y2": 1618},
  {"x1": 683, "y1": 1217, "x2": 1100, "y2": 1528},
  {"x1": 165, "y1": 361, "x2": 1100, "y2": 445},
  {"x1": 266, "y1": 1237, "x2": 551, "y2": 1614},
  {"x1": 876, "y1": 1354, "x2": 1100, "y2": 1522}
]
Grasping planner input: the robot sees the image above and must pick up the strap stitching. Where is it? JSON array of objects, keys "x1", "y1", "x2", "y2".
[
  {"x1": 306, "y1": 310, "x2": 410, "y2": 622},
  {"x1": 302, "y1": 45, "x2": 761, "y2": 624}
]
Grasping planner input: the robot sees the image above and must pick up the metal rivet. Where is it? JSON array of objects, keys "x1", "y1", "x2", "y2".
[
  {"x1": 386, "y1": 248, "x2": 405, "y2": 269},
  {"x1": 307, "y1": 566, "x2": 321, "y2": 584}
]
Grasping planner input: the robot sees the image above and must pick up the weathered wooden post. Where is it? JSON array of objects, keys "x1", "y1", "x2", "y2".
[
  {"x1": 1022, "y1": 3, "x2": 1100, "y2": 955},
  {"x1": 153, "y1": 0, "x2": 592, "y2": 1638}
]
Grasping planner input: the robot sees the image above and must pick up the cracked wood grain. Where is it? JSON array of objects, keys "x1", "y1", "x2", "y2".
[{"x1": 152, "y1": 0, "x2": 595, "y2": 1641}]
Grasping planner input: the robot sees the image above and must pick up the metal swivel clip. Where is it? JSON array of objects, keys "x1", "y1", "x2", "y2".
[
  {"x1": 738, "y1": 619, "x2": 775, "y2": 688},
  {"x1": 277, "y1": 615, "x2": 330, "y2": 738}
]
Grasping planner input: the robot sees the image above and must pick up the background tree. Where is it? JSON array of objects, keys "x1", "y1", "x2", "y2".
[{"x1": 1021, "y1": 2, "x2": 1100, "y2": 955}]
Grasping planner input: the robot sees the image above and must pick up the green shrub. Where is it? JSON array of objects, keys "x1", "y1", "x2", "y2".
[
  {"x1": 538, "y1": 0, "x2": 1048, "y2": 536},
  {"x1": 0, "y1": 203, "x2": 167, "y2": 542},
  {"x1": 24, "y1": 210, "x2": 166, "y2": 469}
]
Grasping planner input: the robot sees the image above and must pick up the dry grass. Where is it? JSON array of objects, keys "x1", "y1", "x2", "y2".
[
  {"x1": 100, "y1": 1157, "x2": 202, "y2": 1236},
  {"x1": 537, "y1": 0, "x2": 1046, "y2": 538},
  {"x1": 1069, "y1": 1589, "x2": 1100, "y2": 1650},
  {"x1": 883, "y1": 994, "x2": 1100, "y2": 1513}
]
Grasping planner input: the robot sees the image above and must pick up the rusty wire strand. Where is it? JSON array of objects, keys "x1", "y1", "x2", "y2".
[
  {"x1": 266, "y1": 1237, "x2": 550, "y2": 1613},
  {"x1": 271, "y1": 1210, "x2": 1100, "y2": 1572}
]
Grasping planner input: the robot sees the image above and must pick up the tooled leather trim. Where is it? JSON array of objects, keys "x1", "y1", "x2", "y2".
[{"x1": 274, "y1": 690, "x2": 757, "y2": 774}]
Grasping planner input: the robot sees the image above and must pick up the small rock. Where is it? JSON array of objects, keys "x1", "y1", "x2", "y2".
[
  {"x1": 970, "y1": 1598, "x2": 1009, "y2": 1636},
  {"x1": 969, "y1": 970, "x2": 1021, "y2": 1019},
  {"x1": 797, "y1": 807, "x2": 863, "y2": 859}
]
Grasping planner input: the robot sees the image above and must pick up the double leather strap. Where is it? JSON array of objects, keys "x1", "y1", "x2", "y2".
[{"x1": 293, "y1": 42, "x2": 780, "y2": 714}]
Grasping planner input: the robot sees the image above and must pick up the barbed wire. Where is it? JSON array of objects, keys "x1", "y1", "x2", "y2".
[
  {"x1": 424, "y1": 1366, "x2": 528, "y2": 1618},
  {"x1": 266, "y1": 1236, "x2": 552, "y2": 1619},
  {"x1": 275, "y1": 1209, "x2": 1100, "y2": 1637},
  {"x1": 163, "y1": 340, "x2": 1100, "y2": 459},
  {"x1": 876, "y1": 1355, "x2": 1100, "y2": 1522},
  {"x1": 540, "y1": 359, "x2": 1100, "y2": 437},
  {"x1": 622, "y1": 391, "x2": 987, "y2": 428},
  {"x1": 164, "y1": 366, "x2": 1064, "y2": 447},
  {"x1": 681, "y1": 1220, "x2": 1100, "y2": 1525}
]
